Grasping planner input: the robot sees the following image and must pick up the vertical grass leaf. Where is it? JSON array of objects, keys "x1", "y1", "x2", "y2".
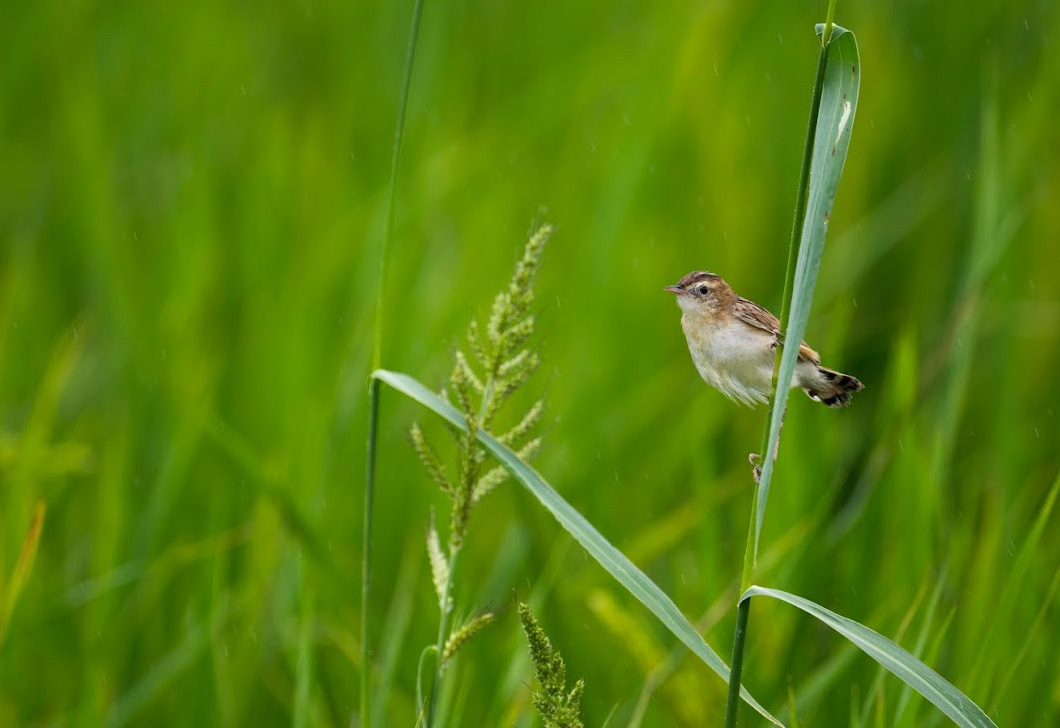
[
  {"x1": 741, "y1": 586, "x2": 996, "y2": 728},
  {"x1": 372, "y1": 369, "x2": 784, "y2": 726},
  {"x1": 754, "y1": 26, "x2": 861, "y2": 559}
]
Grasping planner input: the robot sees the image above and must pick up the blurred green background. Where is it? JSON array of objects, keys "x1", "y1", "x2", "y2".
[{"x1": 2, "y1": 0, "x2": 1059, "y2": 725}]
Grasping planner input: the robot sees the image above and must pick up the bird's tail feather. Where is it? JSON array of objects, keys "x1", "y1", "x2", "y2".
[{"x1": 803, "y1": 367, "x2": 863, "y2": 408}]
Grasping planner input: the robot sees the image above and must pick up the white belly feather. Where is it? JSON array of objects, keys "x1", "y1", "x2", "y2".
[{"x1": 681, "y1": 315, "x2": 810, "y2": 406}]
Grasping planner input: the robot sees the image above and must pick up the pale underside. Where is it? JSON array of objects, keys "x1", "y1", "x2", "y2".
[{"x1": 680, "y1": 297, "x2": 821, "y2": 406}]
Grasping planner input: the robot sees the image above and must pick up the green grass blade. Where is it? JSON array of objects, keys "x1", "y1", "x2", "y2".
[
  {"x1": 371, "y1": 534, "x2": 422, "y2": 727},
  {"x1": 991, "y1": 562, "x2": 1060, "y2": 712},
  {"x1": 104, "y1": 613, "x2": 215, "y2": 727},
  {"x1": 372, "y1": 369, "x2": 783, "y2": 726},
  {"x1": 891, "y1": 578, "x2": 946, "y2": 724},
  {"x1": 754, "y1": 25, "x2": 861, "y2": 560},
  {"x1": 294, "y1": 579, "x2": 315, "y2": 728},
  {"x1": 741, "y1": 586, "x2": 996, "y2": 728},
  {"x1": 0, "y1": 500, "x2": 45, "y2": 646},
  {"x1": 373, "y1": 0, "x2": 426, "y2": 371},
  {"x1": 983, "y1": 467, "x2": 1060, "y2": 707}
]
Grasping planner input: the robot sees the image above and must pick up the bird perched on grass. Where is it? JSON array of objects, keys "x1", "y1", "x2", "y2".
[{"x1": 666, "y1": 270, "x2": 862, "y2": 407}]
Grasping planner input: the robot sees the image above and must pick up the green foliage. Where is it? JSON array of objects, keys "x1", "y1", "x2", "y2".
[
  {"x1": 741, "y1": 586, "x2": 996, "y2": 728},
  {"x1": 2, "y1": 0, "x2": 1059, "y2": 726},
  {"x1": 372, "y1": 369, "x2": 783, "y2": 725},
  {"x1": 727, "y1": 22, "x2": 995, "y2": 728},
  {"x1": 518, "y1": 601, "x2": 585, "y2": 728}
]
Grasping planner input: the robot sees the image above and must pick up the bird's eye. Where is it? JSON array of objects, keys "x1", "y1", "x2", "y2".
[{"x1": 697, "y1": 284, "x2": 710, "y2": 295}]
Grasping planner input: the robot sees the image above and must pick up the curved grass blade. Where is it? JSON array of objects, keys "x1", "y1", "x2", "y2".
[
  {"x1": 741, "y1": 586, "x2": 996, "y2": 728},
  {"x1": 754, "y1": 25, "x2": 861, "y2": 560},
  {"x1": 372, "y1": 369, "x2": 783, "y2": 726}
]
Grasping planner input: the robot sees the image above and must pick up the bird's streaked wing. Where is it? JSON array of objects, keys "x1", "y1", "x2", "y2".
[{"x1": 733, "y1": 297, "x2": 820, "y2": 364}]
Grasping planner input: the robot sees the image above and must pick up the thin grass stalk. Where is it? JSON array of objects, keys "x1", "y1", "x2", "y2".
[
  {"x1": 724, "y1": 600, "x2": 751, "y2": 728},
  {"x1": 362, "y1": 0, "x2": 427, "y2": 725},
  {"x1": 426, "y1": 547, "x2": 459, "y2": 726},
  {"x1": 361, "y1": 379, "x2": 380, "y2": 727},
  {"x1": 725, "y1": 3, "x2": 837, "y2": 725},
  {"x1": 426, "y1": 343, "x2": 499, "y2": 724}
]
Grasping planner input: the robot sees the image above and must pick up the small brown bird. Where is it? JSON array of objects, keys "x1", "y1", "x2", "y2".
[{"x1": 667, "y1": 270, "x2": 862, "y2": 407}]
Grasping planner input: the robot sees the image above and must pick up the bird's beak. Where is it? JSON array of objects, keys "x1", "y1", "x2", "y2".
[{"x1": 664, "y1": 285, "x2": 684, "y2": 294}]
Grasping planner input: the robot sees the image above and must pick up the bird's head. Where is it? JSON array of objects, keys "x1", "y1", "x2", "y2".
[{"x1": 665, "y1": 271, "x2": 733, "y2": 314}]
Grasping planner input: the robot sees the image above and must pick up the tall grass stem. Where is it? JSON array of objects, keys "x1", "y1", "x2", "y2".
[
  {"x1": 362, "y1": 0, "x2": 427, "y2": 725},
  {"x1": 724, "y1": 599, "x2": 751, "y2": 728},
  {"x1": 361, "y1": 380, "x2": 380, "y2": 728},
  {"x1": 426, "y1": 548, "x2": 459, "y2": 726},
  {"x1": 725, "y1": 21, "x2": 835, "y2": 728}
]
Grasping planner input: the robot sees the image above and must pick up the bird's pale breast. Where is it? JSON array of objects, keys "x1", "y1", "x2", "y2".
[{"x1": 681, "y1": 313, "x2": 775, "y2": 405}]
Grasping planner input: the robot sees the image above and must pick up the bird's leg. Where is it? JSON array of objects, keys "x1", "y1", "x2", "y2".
[{"x1": 749, "y1": 406, "x2": 787, "y2": 484}]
